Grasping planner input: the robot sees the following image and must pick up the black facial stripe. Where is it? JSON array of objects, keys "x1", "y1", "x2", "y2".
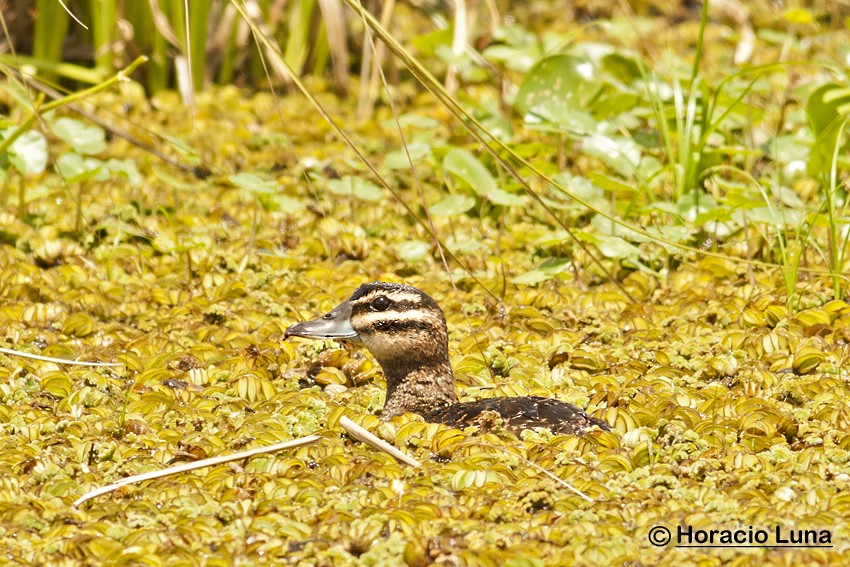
[
  {"x1": 358, "y1": 319, "x2": 440, "y2": 335},
  {"x1": 351, "y1": 300, "x2": 429, "y2": 315}
]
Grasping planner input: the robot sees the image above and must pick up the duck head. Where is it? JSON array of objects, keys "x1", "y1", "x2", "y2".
[{"x1": 286, "y1": 282, "x2": 459, "y2": 419}]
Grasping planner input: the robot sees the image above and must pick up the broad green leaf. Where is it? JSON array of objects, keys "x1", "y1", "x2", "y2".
[
  {"x1": 486, "y1": 186, "x2": 525, "y2": 206},
  {"x1": 486, "y1": 23, "x2": 540, "y2": 72},
  {"x1": 352, "y1": 178, "x2": 384, "y2": 202},
  {"x1": 380, "y1": 114, "x2": 438, "y2": 130},
  {"x1": 533, "y1": 230, "x2": 570, "y2": 247},
  {"x1": 7, "y1": 129, "x2": 47, "y2": 174},
  {"x1": 327, "y1": 176, "x2": 383, "y2": 202},
  {"x1": 764, "y1": 135, "x2": 810, "y2": 176},
  {"x1": 643, "y1": 201, "x2": 678, "y2": 216},
  {"x1": 677, "y1": 190, "x2": 718, "y2": 222},
  {"x1": 55, "y1": 153, "x2": 105, "y2": 182},
  {"x1": 539, "y1": 196, "x2": 575, "y2": 210},
  {"x1": 396, "y1": 240, "x2": 430, "y2": 262},
  {"x1": 51, "y1": 117, "x2": 106, "y2": 155},
  {"x1": 597, "y1": 235, "x2": 641, "y2": 259},
  {"x1": 230, "y1": 172, "x2": 277, "y2": 194},
  {"x1": 483, "y1": 45, "x2": 539, "y2": 72},
  {"x1": 383, "y1": 141, "x2": 432, "y2": 170},
  {"x1": 0, "y1": 78, "x2": 34, "y2": 112},
  {"x1": 434, "y1": 45, "x2": 490, "y2": 82},
  {"x1": 631, "y1": 225, "x2": 692, "y2": 246},
  {"x1": 601, "y1": 53, "x2": 642, "y2": 85},
  {"x1": 410, "y1": 28, "x2": 452, "y2": 57},
  {"x1": 806, "y1": 83, "x2": 850, "y2": 177},
  {"x1": 105, "y1": 158, "x2": 142, "y2": 186},
  {"x1": 443, "y1": 148, "x2": 495, "y2": 197},
  {"x1": 447, "y1": 237, "x2": 484, "y2": 252},
  {"x1": 587, "y1": 172, "x2": 636, "y2": 196},
  {"x1": 551, "y1": 173, "x2": 606, "y2": 208},
  {"x1": 275, "y1": 194, "x2": 306, "y2": 214},
  {"x1": 589, "y1": 214, "x2": 651, "y2": 244},
  {"x1": 773, "y1": 185, "x2": 805, "y2": 208},
  {"x1": 582, "y1": 133, "x2": 641, "y2": 176},
  {"x1": 513, "y1": 258, "x2": 572, "y2": 285},
  {"x1": 478, "y1": 112, "x2": 514, "y2": 142},
  {"x1": 515, "y1": 54, "x2": 601, "y2": 131},
  {"x1": 742, "y1": 206, "x2": 805, "y2": 226},
  {"x1": 431, "y1": 194, "x2": 475, "y2": 216},
  {"x1": 644, "y1": 226, "x2": 693, "y2": 253}
]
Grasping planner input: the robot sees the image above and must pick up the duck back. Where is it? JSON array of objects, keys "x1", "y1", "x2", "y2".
[{"x1": 425, "y1": 395, "x2": 611, "y2": 436}]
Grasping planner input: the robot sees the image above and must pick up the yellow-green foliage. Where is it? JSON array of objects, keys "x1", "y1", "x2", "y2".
[{"x1": 1, "y1": 60, "x2": 850, "y2": 567}]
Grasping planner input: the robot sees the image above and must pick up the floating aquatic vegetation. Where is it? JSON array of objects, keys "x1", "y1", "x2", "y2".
[{"x1": 3, "y1": 43, "x2": 850, "y2": 567}]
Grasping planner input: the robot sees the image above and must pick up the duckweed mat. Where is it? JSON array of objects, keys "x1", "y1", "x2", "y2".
[{"x1": 2, "y1": 74, "x2": 849, "y2": 567}]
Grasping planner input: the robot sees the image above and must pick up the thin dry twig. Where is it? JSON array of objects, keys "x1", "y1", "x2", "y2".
[
  {"x1": 73, "y1": 435, "x2": 322, "y2": 507},
  {"x1": 0, "y1": 346, "x2": 123, "y2": 367},
  {"x1": 521, "y1": 456, "x2": 594, "y2": 503},
  {"x1": 472, "y1": 442, "x2": 595, "y2": 503},
  {"x1": 340, "y1": 416, "x2": 421, "y2": 467}
]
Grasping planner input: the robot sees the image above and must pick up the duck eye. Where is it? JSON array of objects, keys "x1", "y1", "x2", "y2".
[{"x1": 371, "y1": 296, "x2": 390, "y2": 311}]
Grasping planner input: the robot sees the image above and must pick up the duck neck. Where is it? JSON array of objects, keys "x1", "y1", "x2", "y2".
[{"x1": 381, "y1": 360, "x2": 459, "y2": 420}]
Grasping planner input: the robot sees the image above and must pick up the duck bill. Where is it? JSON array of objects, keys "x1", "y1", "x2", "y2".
[{"x1": 285, "y1": 300, "x2": 360, "y2": 341}]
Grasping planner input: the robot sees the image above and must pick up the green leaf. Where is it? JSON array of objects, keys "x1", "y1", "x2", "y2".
[
  {"x1": 582, "y1": 133, "x2": 641, "y2": 176},
  {"x1": 484, "y1": 26, "x2": 539, "y2": 72},
  {"x1": 623, "y1": 225, "x2": 692, "y2": 251},
  {"x1": 383, "y1": 141, "x2": 431, "y2": 170},
  {"x1": 431, "y1": 194, "x2": 475, "y2": 216},
  {"x1": 601, "y1": 53, "x2": 642, "y2": 85},
  {"x1": 380, "y1": 114, "x2": 438, "y2": 130},
  {"x1": 806, "y1": 83, "x2": 850, "y2": 177},
  {"x1": 55, "y1": 153, "x2": 105, "y2": 182},
  {"x1": 443, "y1": 148, "x2": 524, "y2": 206},
  {"x1": 597, "y1": 235, "x2": 641, "y2": 259},
  {"x1": 105, "y1": 158, "x2": 142, "y2": 186},
  {"x1": 677, "y1": 190, "x2": 718, "y2": 222},
  {"x1": 742, "y1": 206, "x2": 806, "y2": 226},
  {"x1": 327, "y1": 176, "x2": 383, "y2": 202},
  {"x1": 764, "y1": 134, "x2": 810, "y2": 168},
  {"x1": 275, "y1": 194, "x2": 306, "y2": 214},
  {"x1": 551, "y1": 173, "x2": 607, "y2": 208},
  {"x1": 0, "y1": 78, "x2": 35, "y2": 112},
  {"x1": 483, "y1": 45, "x2": 539, "y2": 72},
  {"x1": 51, "y1": 117, "x2": 106, "y2": 155},
  {"x1": 515, "y1": 54, "x2": 601, "y2": 131},
  {"x1": 410, "y1": 28, "x2": 452, "y2": 57},
  {"x1": 7, "y1": 129, "x2": 47, "y2": 174},
  {"x1": 486, "y1": 186, "x2": 525, "y2": 206},
  {"x1": 590, "y1": 213, "x2": 641, "y2": 239},
  {"x1": 512, "y1": 258, "x2": 572, "y2": 285},
  {"x1": 395, "y1": 240, "x2": 430, "y2": 262},
  {"x1": 587, "y1": 172, "x2": 635, "y2": 196},
  {"x1": 443, "y1": 148, "x2": 495, "y2": 197},
  {"x1": 643, "y1": 201, "x2": 678, "y2": 216},
  {"x1": 447, "y1": 237, "x2": 484, "y2": 252},
  {"x1": 229, "y1": 172, "x2": 277, "y2": 194}
]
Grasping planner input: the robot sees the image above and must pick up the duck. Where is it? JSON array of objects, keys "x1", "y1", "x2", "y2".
[{"x1": 285, "y1": 282, "x2": 610, "y2": 435}]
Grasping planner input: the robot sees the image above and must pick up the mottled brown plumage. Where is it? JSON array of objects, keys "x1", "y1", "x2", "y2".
[{"x1": 286, "y1": 282, "x2": 610, "y2": 435}]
